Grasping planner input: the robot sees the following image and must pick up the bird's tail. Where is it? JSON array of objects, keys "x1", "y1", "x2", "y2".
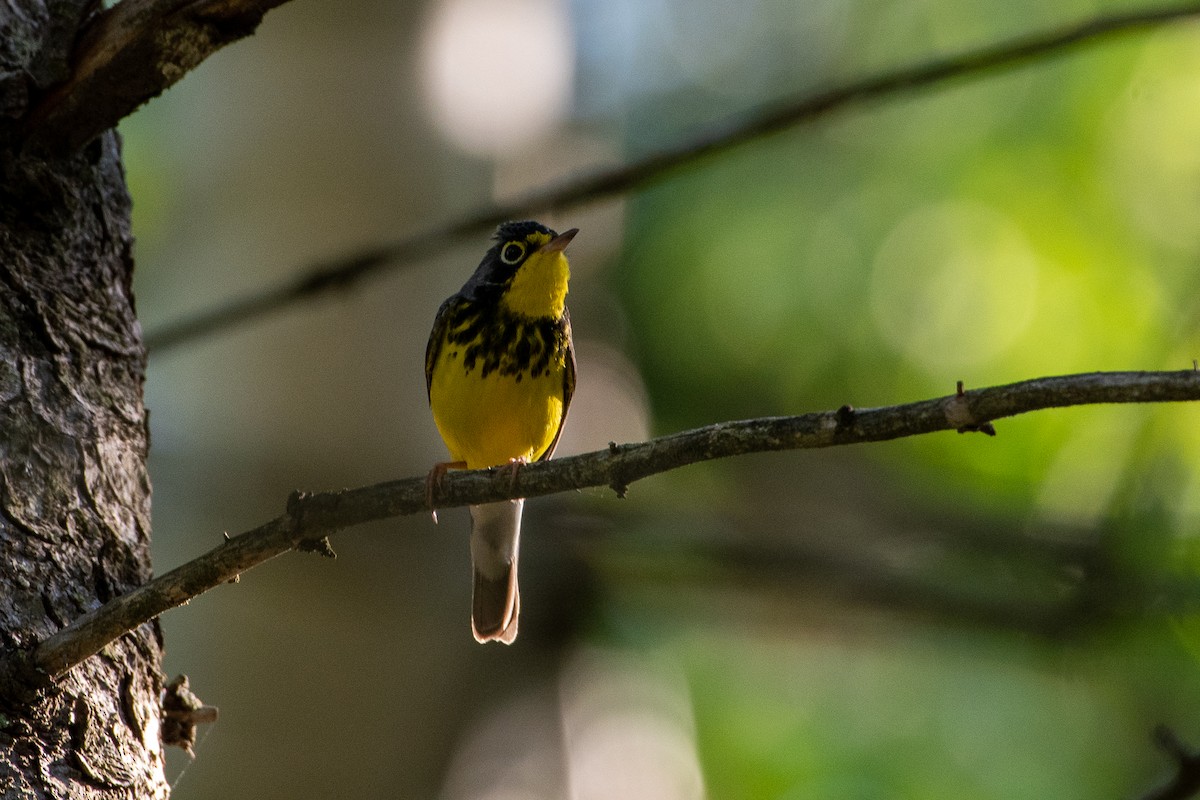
[{"x1": 469, "y1": 499, "x2": 523, "y2": 644}]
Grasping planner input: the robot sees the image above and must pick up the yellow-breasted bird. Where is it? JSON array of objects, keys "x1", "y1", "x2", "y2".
[{"x1": 425, "y1": 221, "x2": 577, "y2": 644}]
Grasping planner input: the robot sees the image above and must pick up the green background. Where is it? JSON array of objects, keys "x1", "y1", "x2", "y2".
[{"x1": 125, "y1": 1, "x2": 1200, "y2": 797}]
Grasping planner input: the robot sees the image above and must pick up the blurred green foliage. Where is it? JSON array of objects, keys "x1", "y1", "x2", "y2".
[
  {"x1": 608, "y1": 7, "x2": 1200, "y2": 799},
  {"x1": 126, "y1": 1, "x2": 1200, "y2": 797},
  {"x1": 617, "y1": 21, "x2": 1200, "y2": 508}
]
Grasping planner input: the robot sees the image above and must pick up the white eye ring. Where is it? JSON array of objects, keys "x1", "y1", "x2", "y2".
[{"x1": 500, "y1": 241, "x2": 526, "y2": 265}]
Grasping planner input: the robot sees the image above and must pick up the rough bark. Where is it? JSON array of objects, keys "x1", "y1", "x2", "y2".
[{"x1": 0, "y1": 2, "x2": 166, "y2": 798}]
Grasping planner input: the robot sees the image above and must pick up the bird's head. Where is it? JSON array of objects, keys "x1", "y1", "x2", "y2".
[{"x1": 464, "y1": 221, "x2": 577, "y2": 318}]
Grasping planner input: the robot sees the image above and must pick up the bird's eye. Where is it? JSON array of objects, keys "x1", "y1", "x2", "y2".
[{"x1": 500, "y1": 241, "x2": 526, "y2": 265}]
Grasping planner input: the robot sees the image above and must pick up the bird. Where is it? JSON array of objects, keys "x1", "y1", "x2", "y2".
[{"x1": 425, "y1": 220, "x2": 577, "y2": 644}]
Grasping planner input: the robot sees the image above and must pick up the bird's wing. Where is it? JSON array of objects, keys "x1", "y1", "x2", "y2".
[
  {"x1": 541, "y1": 308, "x2": 576, "y2": 461},
  {"x1": 424, "y1": 295, "x2": 458, "y2": 402}
]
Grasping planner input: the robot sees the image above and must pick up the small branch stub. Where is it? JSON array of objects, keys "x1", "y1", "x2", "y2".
[
  {"x1": 606, "y1": 441, "x2": 629, "y2": 498},
  {"x1": 162, "y1": 675, "x2": 218, "y2": 756},
  {"x1": 947, "y1": 380, "x2": 997, "y2": 435},
  {"x1": 960, "y1": 420, "x2": 998, "y2": 436},
  {"x1": 835, "y1": 404, "x2": 856, "y2": 430},
  {"x1": 287, "y1": 490, "x2": 311, "y2": 516},
  {"x1": 297, "y1": 536, "x2": 337, "y2": 559}
]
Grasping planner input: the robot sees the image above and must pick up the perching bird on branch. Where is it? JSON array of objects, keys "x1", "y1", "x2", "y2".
[{"x1": 425, "y1": 221, "x2": 577, "y2": 643}]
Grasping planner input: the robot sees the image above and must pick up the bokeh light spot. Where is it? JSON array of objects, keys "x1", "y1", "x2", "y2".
[{"x1": 420, "y1": 0, "x2": 575, "y2": 157}]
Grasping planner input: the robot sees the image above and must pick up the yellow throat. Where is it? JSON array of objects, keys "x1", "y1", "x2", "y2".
[{"x1": 501, "y1": 231, "x2": 570, "y2": 319}]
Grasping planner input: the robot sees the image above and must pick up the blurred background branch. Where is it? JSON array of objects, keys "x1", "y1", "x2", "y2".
[
  {"x1": 142, "y1": 0, "x2": 1200, "y2": 354},
  {"x1": 1140, "y1": 727, "x2": 1200, "y2": 800}
]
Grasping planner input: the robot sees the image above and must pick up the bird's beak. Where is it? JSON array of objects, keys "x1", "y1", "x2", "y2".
[{"x1": 539, "y1": 228, "x2": 579, "y2": 254}]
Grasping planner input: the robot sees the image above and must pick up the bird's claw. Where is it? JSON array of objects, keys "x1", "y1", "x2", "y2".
[
  {"x1": 502, "y1": 456, "x2": 529, "y2": 492},
  {"x1": 425, "y1": 460, "x2": 466, "y2": 522}
]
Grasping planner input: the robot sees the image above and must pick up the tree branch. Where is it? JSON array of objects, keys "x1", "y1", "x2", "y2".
[
  {"x1": 142, "y1": 2, "x2": 1200, "y2": 354},
  {"x1": 22, "y1": 0, "x2": 295, "y2": 154},
  {"x1": 0, "y1": 369, "x2": 1191, "y2": 689}
]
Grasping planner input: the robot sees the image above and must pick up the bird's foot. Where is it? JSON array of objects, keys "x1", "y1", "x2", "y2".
[
  {"x1": 501, "y1": 456, "x2": 530, "y2": 492},
  {"x1": 425, "y1": 460, "x2": 466, "y2": 522}
]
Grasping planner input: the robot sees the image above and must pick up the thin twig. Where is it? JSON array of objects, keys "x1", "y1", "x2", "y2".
[
  {"x1": 0, "y1": 369, "x2": 1193, "y2": 687},
  {"x1": 143, "y1": 2, "x2": 1200, "y2": 354}
]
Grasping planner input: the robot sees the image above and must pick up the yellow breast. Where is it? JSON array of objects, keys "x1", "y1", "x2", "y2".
[
  {"x1": 428, "y1": 291, "x2": 571, "y2": 470},
  {"x1": 430, "y1": 344, "x2": 567, "y2": 469}
]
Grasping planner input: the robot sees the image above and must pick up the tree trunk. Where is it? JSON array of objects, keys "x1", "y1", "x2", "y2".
[{"x1": 0, "y1": 3, "x2": 167, "y2": 798}]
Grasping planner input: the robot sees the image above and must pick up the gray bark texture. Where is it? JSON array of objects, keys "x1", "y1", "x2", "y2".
[{"x1": 0, "y1": 2, "x2": 167, "y2": 798}]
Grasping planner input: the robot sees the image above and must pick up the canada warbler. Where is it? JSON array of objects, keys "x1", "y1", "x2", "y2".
[{"x1": 425, "y1": 221, "x2": 577, "y2": 644}]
